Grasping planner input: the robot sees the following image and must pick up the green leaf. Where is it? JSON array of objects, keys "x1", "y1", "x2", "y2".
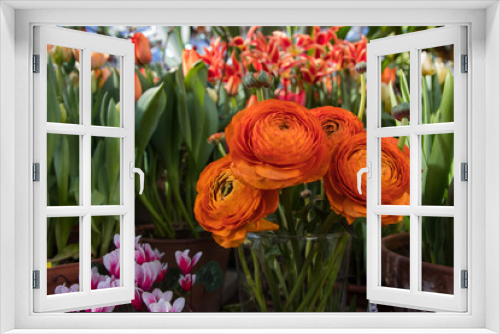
[
  {"x1": 336, "y1": 26, "x2": 352, "y2": 40},
  {"x1": 175, "y1": 69, "x2": 193, "y2": 152},
  {"x1": 54, "y1": 135, "x2": 70, "y2": 205},
  {"x1": 136, "y1": 68, "x2": 153, "y2": 92},
  {"x1": 398, "y1": 69, "x2": 410, "y2": 103},
  {"x1": 196, "y1": 260, "x2": 224, "y2": 292},
  {"x1": 47, "y1": 56, "x2": 61, "y2": 123},
  {"x1": 135, "y1": 83, "x2": 167, "y2": 166},
  {"x1": 49, "y1": 243, "x2": 79, "y2": 262}
]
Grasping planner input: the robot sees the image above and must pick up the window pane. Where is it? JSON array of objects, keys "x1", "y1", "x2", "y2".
[
  {"x1": 47, "y1": 45, "x2": 81, "y2": 124},
  {"x1": 47, "y1": 217, "x2": 80, "y2": 295},
  {"x1": 91, "y1": 215, "x2": 121, "y2": 290},
  {"x1": 421, "y1": 45, "x2": 454, "y2": 124},
  {"x1": 91, "y1": 137, "x2": 121, "y2": 205},
  {"x1": 380, "y1": 137, "x2": 410, "y2": 205},
  {"x1": 381, "y1": 216, "x2": 410, "y2": 290},
  {"x1": 421, "y1": 216, "x2": 454, "y2": 294},
  {"x1": 47, "y1": 134, "x2": 80, "y2": 206},
  {"x1": 91, "y1": 52, "x2": 121, "y2": 127},
  {"x1": 380, "y1": 51, "x2": 410, "y2": 127},
  {"x1": 421, "y1": 133, "x2": 454, "y2": 206}
]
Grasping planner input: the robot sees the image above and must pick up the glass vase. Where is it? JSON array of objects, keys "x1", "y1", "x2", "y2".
[{"x1": 236, "y1": 231, "x2": 351, "y2": 312}]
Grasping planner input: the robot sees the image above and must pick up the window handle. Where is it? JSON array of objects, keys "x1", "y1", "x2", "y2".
[
  {"x1": 357, "y1": 162, "x2": 371, "y2": 195},
  {"x1": 129, "y1": 162, "x2": 144, "y2": 195}
]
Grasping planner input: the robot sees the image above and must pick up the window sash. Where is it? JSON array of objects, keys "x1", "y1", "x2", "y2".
[
  {"x1": 366, "y1": 26, "x2": 468, "y2": 312},
  {"x1": 32, "y1": 26, "x2": 136, "y2": 313}
]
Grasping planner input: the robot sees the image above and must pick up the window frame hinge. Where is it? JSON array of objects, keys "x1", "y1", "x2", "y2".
[
  {"x1": 33, "y1": 54, "x2": 40, "y2": 73},
  {"x1": 33, "y1": 163, "x2": 40, "y2": 182},
  {"x1": 461, "y1": 54, "x2": 468, "y2": 73},
  {"x1": 33, "y1": 270, "x2": 40, "y2": 289},
  {"x1": 461, "y1": 162, "x2": 468, "y2": 181},
  {"x1": 461, "y1": 270, "x2": 468, "y2": 289}
]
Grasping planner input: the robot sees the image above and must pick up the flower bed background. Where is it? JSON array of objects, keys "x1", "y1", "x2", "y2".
[{"x1": 46, "y1": 25, "x2": 453, "y2": 312}]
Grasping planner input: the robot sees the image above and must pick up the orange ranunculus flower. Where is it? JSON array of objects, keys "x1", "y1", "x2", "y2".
[
  {"x1": 134, "y1": 73, "x2": 142, "y2": 102},
  {"x1": 194, "y1": 155, "x2": 279, "y2": 248},
  {"x1": 182, "y1": 49, "x2": 202, "y2": 77},
  {"x1": 131, "y1": 33, "x2": 152, "y2": 65},
  {"x1": 310, "y1": 106, "x2": 364, "y2": 156},
  {"x1": 225, "y1": 99, "x2": 331, "y2": 189},
  {"x1": 324, "y1": 132, "x2": 410, "y2": 225}
]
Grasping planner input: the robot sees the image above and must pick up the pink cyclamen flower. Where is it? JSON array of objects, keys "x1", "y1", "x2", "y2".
[
  {"x1": 175, "y1": 249, "x2": 202, "y2": 275},
  {"x1": 54, "y1": 283, "x2": 79, "y2": 294},
  {"x1": 103, "y1": 249, "x2": 120, "y2": 278},
  {"x1": 113, "y1": 234, "x2": 120, "y2": 249},
  {"x1": 142, "y1": 288, "x2": 173, "y2": 309},
  {"x1": 179, "y1": 274, "x2": 196, "y2": 292},
  {"x1": 131, "y1": 287, "x2": 144, "y2": 311},
  {"x1": 135, "y1": 261, "x2": 164, "y2": 291},
  {"x1": 149, "y1": 298, "x2": 185, "y2": 313},
  {"x1": 144, "y1": 243, "x2": 165, "y2": 262}
]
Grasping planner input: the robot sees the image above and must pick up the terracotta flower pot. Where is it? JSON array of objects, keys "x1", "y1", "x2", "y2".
[
  {"x1": 137, "y1": 224, "x2": 230, "y2": 312},
  {"x1": 381, "y1": 232, "x2": 453, "y2": 294},
  {"x1": 47, "y1": 258, "x2": 103, "y2": 295}
]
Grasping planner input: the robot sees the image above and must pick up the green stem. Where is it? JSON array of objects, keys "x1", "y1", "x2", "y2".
[
  {"x1": 250, "y1": 250, "x2": 267, "y2": 312},
  {"x1": 256, "y1": 88, "x2": 265, "y2": 102},
  {"x1": 357, "y1": 73, "x2": 366, "y2": 121},
  {"x1": 398, "y1": 118, "x2": 409, "y2": 151},
  {"x1": 273, "y1": 259, "x2": 290, "y2": 300},
  {"x1": 237, "y1": 246, "x2": 266, "y2": 311},
  {"x1": 281, "y1": 187, "x2": 301, "y2": 276},
  {"x1": 217, "y1": 143, "x2": 227, "y2": 156}
]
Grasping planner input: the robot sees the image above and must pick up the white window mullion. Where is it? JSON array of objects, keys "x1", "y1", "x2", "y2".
[
  {"x1": 81, "y1": 47, "x2": 92, "y2": 296},
  {"x1": 409, "y1": 47, "x2": 420, "y2": 295}
]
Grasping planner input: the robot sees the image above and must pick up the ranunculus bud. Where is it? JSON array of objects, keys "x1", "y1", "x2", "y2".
[
  {"x1": 355, "y1": 62, "x2": 367, "y2": 74},
  {"x1": 256, "y1": 70, "x2": 274, "y2": 88},
  {"x1": 50, "y1": 45, "x2": 64, "y2": 66},
  {"x1": 300, "y1": 189, "x2": 312, "y2": 199},
  {"x1": 243, "y1": 70, "x2": 273, "y2": 89},
  {"x1": 243, "y1": 72, "x2": 258, "y2": 89},
  {"x1": 391, "y1": 102, "x2": 410, "y2": 121}
]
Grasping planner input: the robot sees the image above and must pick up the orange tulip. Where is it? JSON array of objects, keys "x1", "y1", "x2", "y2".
[
  {"x1": 225, "y1": 99, "x2": 331, "y2": 189},
  {"x1": 131, "y1": 33, "x2": 152, "y2": 65},
  {"x1": 194, "y1": 155, "x2": 279, "y2": 248},
  {"x1": 310, "y1": 106, "x2": 364, "y2": 156},
  {"x1": 182, "y1": 49, "x2": 202, "y2": 77},
  {"x1": 96, "y1": 68, "x2": 111, "y2": 89},
  {"x1": 245, "y1": 95, "x2": 258, "y2": 108},
  {"x1": 134, "y1": 73, "x2": 142, "y2": 102},
  {"x1": 381, "y1": 67, "x2": 397, "y2": 84},
  {"x1": 207, "y1": 132, "x2": 224, "y2": 145},
  {"x1": 324, "y1": 132, "x2": 410, "y2": 225},
  {"x1": 73, "y1": 50, "x2": 109, "y2": 70},
  {"x1": 224, "y1": 75, "x2": 241, "y2": 96}
]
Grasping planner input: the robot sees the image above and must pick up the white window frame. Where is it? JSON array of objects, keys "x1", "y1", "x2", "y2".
[
  {"x1": 1, "y1": 1, "x2": 498, "y2": 333},
  {"x1": 366, "y1": 26, "x2": 467, "y2": 312},
  {"x1": 32, "y1": 26, "x2": 136, "y2": 312}
]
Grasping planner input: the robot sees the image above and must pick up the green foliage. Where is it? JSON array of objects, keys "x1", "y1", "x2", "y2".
[{"x1": 195, "y1": 261, "x2": 224, "y2": 292}]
